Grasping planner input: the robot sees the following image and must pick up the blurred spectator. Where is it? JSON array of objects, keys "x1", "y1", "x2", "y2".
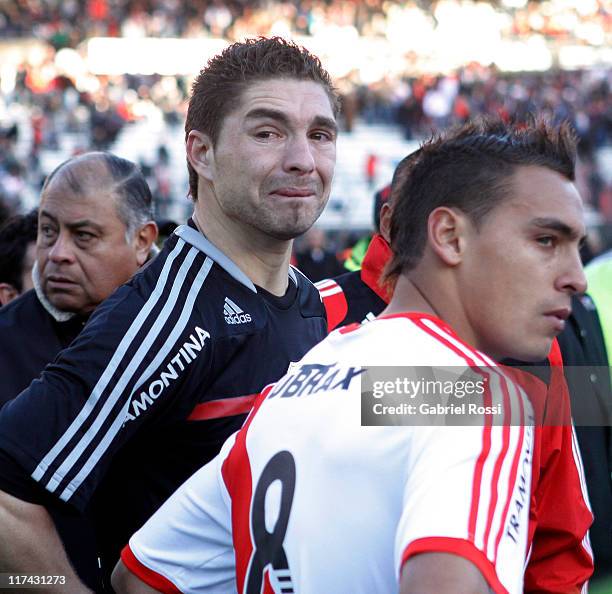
[
  {"x1": 0, "y1": 0, "x2": 609, "y2": 238},
  {"x1": 1, "y1": 0, "x2": 609, "y2": 48},
  {"x1": 152, "y1": 145, "x2": 173, "y2": 218},
  {"x1": 155, "y1": 217, "x2": 179, "y2": 246},
  {"x1": 558, "y1": 294, "x2": 612, "y2": 581},
  {"x1": 586, "y1": 250, "x2": 612, "y2": 367},
  {"x1": 365, "y1": 153, "x2": 378, "y2": 189},
  {"x1": 90, "y1": 99, "x2": 125, "y2": 149},
  {"x1": 0, "y1": 209, "x2": 38, "y2": 306},
  {"x1": 0, "y1": 159, "x2": 26, "y2": 215},
  {"x1": 296, "y1": 227, "x2": 343, "y2": 283},
  {"x1": 342, "y1": 184, "x2": 391, "y2": 271}
]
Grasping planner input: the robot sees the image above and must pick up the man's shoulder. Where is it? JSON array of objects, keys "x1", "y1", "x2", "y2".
[
  {"x1": 290, "y1": 266, "x2": 327, "y2": 319},
  {"x1": 93, "y1": 232, "x2": 217, "y2": 319},
  {"x1": 332, "y1": 269, "x2": 384, "y2": 310},
  {"x1": 0, "y1": 289, "x2": 48, "y2": 333},
  {"x1": 325, "y1": 314, "x2": 482, "y2": 366},
  {"x1": 118, "y1": 229, "x2": 323, "y2": 336},
  {"x1": 316, "y1": 270, "x2": 362, "y2": 293},
  {"x1": 315, "y1": 270, "x2": 385, "y2": 330},
  {"x1": 0, "y1": 291, "x2": 64, "y2": 403}
]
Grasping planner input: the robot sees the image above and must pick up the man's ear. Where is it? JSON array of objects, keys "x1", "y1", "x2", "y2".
[
  {"x1": 0, "y1": 283, "x2": 19, "y2": 306},
  {"x1": 379, "y1": 203, "x2": 392, "y2": 243},
  {"x1": 133, "y1": 222, "x2": 159, "y2": 266},
  {"x1": 186, "y1": 130, "x2": 215, "y2": 183},
  {"x1": 427, "y1": 207, "x2": 468, "y2": 267}
]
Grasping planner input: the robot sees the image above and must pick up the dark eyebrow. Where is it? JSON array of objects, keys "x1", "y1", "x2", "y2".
[
  {"x1": 312, "y1": 115, "x2": 338, "y2": 135},
  {"x1": 530, "y1": 217, "x2": 586, "y2": 243},
  {"x1": 39, "y1": 210, "x2": 58, "y2": 225},
  {"x1": 40, "y1": 210, "x2": 103, "y2": 233},
  {"x1": 245, "y1": 108, "x2": 291, "y2": 126},
  {"x1": 245, "y1": 108, "x2": 338, "y2": 135},
  {"x1": 68, "y1": 220, "x2": 104, "y2": 234}
]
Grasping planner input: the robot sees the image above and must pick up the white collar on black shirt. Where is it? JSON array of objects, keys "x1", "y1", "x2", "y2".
[{"x1": 32, "y1": 260, "x2": 75, "y2": 322}]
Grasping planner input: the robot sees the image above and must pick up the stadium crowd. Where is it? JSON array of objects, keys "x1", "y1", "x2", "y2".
[
  {"x1": 0, "y1": 0, "x2": 611, "y2": 232},
  {"x1": 1, "y1": 0, "x2": 609, "y2": 46},
  {"x1": 0, "y1": 5, "x2": 611, "y2": 591},
  {"x1": 1, "y1": 62, "x2": 611, "y2": 231}
]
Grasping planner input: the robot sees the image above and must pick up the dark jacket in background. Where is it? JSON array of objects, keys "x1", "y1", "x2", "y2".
[
  {"x1": 0, "y1": 289, "x2": 86, "y2": 405},
  {"x1": 558, "y1": 294, "x2": 612, "y2": 578},
  {"x1": 0, "y1": 288, "x2": 99, "y2": 589}
]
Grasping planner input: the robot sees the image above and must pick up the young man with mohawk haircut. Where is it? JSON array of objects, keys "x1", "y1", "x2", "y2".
[
  {"x1": 0, "y1": 37, "x2": 339, "y2": 592},
  {"x1": 114, "y1": 119, "x2": 591, "y2": 593},
  {"x1": 317, "y1": 131, "x2": 594, "y2": 593}
]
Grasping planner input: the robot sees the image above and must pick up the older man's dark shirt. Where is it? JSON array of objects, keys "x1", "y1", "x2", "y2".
[{"x1": 0, "y1": 289, "x2": 86, "y2": 405}]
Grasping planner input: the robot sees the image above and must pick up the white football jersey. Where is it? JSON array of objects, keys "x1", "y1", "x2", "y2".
[{"x1": 124, "y1": 313, "x2": 534, "y2": 594}]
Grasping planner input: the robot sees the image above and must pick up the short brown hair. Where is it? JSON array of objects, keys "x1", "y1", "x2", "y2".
[
  {"x1": 185, "y1": 37, "x2": 340, "y2": 199},
  {"x1": 385, "y1": 117, "x2": 577, "y2": 283}
]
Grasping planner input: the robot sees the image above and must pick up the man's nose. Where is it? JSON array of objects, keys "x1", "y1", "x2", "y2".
[
  {"x1": 558, "y1": 250, "x2": 587, "y2": 296},
  {"x1": 282, "y1": 135, "x2": 316, "y2": 174},
  {"x1": 47, "y1": 233, "x2": 76, "y2": 263}
]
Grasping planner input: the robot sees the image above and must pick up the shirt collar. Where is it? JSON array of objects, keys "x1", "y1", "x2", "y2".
[
  {"x1": 32, "y1": 260, "x2": 76, "y2": 322},
  {"x1": 360, "y1": 233, "x2": 392, "y2": 303}
]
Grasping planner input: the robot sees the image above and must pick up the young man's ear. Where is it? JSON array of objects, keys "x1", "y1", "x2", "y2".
[
  {"x1": 427, "y1": 207, "x2": 468, "y2": 267},
  {"x1": 379, "y1": 203, "x2": 392, "y2": 243},
  {"x1": 132, "y1": 222, "x2": 159, "y2": 267},
  {"x1": 0, "y1": 283, "x2": 19, "y2": 307},
  {"x1": 186, "y1": 131, "x2": 215, "y2": 183}
]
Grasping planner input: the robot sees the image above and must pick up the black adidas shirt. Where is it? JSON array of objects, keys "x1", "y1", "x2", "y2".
[{"x1": 0, "y1": 222, "x2": 326, "y2": 585}]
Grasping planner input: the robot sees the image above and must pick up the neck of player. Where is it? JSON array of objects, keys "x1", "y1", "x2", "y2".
[
  {"x1": 384, "y1": 274, "x2": 440, "y2": 319},
  {"x1": 383, "y1": 273, "x2": 481, "y2": 353},
  {"x1": 193, "y1": 203, "x2": 292, "y2": 297}
]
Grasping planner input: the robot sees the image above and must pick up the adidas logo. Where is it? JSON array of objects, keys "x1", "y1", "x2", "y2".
[{"x1": 224, "y1": 297, "x2": 252, "y2": 325}]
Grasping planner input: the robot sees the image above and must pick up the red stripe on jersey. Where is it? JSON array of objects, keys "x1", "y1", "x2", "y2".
[
  {"x1": 379, "y1": 312, "x2": 490, "y2": 361},
  {"x1": 482, "y1": 374, "x2": 512, "y2": 555},
  {"x1": 221, "y1": 388, "x2": 270, "y2": 594},
  {"x1": 406, "y1": 316, "x2": 494, "y2": 550},
  {"x1": 187, "y1": 394, "x2": 257, "y2": 421},
  {"x1": 468, "y1": 393, "x2": 493, "y2": 545},
  {"x1": 401, "y1": 536, "x2": 509, "y2": 594},
  {"x1": 314, "y1": 278, "x2": 336, "y2": 290},
  {"x1": 378, "y1": 312, "x2": 446, "y2": 325},
  {"x1": 494, "y1": 383, "x2": 526, "y2": 563},
  {"x1": 318, "y1": 280, "x2": 348, "y2": 331},
  {"x1": 120, "y1": 544, "x2": 181, "y2": 594},
  {"x1": 407, "y1": 316, "x2": 480, "y2": 367}
]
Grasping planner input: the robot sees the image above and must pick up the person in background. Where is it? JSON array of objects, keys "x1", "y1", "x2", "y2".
[
  {"x1": 0, "y1": 152, "x2": 158, "y2": 591},
  {"x1": 0, "y1": 209, "x2": 38, "y2": 306},
  {"x1": 295, "y1": 227, "x2": 343, "y2": 282},
  {"x1": 0, "y1": 152, "x2": 158, "y2": 406},
  {"x1": 340, "y1": 184, "x2": 391, "y2": 272},
  {"x1": 586, "y1": 250, "x2": 612, "y2": 367},
  {"x1": 316, "y1": 172, "x2": 400, "y2": 330},
  {"x1": 557, "y1": 293, "x2": 612, "y2": 581}
]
